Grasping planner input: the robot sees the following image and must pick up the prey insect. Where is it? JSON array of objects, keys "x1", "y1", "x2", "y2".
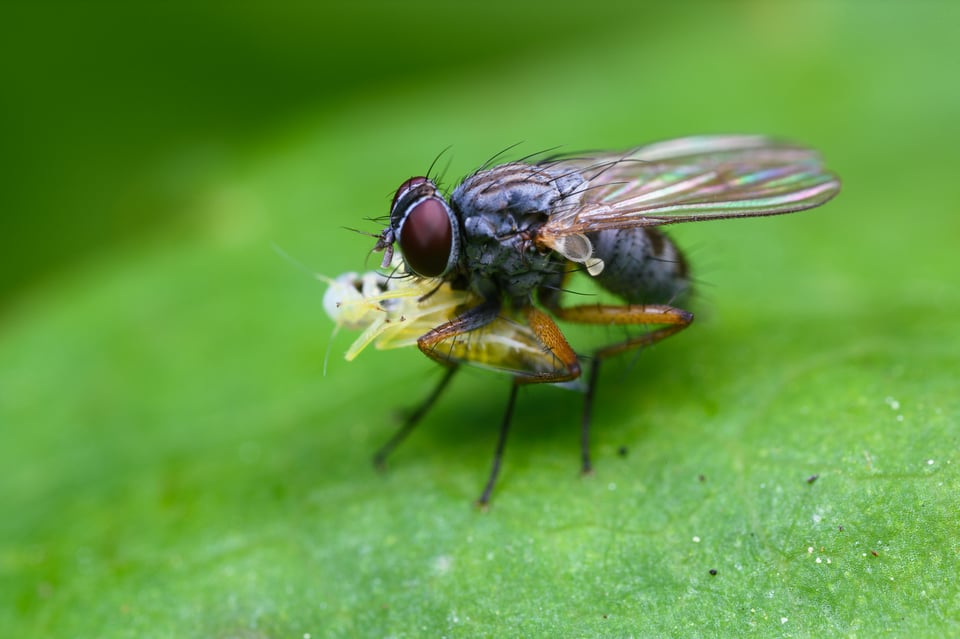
[
  {"x1": 334, "y1": 135, "x2": 840, "y2": 506},
  {"x1": 323, "y1": 261, "x2": 562, "y2": 377}
]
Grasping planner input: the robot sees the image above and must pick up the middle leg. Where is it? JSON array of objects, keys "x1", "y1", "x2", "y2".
[{"x1": 551, "y1": 303, "x2": 694, "y2": 474}]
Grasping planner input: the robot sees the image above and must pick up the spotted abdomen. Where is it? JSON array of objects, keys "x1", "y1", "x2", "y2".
[{"x1": 588, "y1": 227, "x2": 691, "y2": 305}]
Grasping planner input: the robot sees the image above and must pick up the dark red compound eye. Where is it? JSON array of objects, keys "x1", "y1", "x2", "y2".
[
  {"x1": 398, "y1": 198, "x2": 453, "y2": 277},
  {"x1": 391, "y1": 176, "x2": 429, "y2": 212}
]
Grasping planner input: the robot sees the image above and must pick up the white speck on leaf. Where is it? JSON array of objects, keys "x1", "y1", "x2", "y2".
[{"x1": 433, "y1": 555, "x2": 453, "y2": 575}]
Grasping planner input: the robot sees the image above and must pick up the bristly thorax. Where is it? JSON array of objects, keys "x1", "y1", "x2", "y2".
[{"x1": 451, "y1": 163, "x2": 586, "y2": 302}]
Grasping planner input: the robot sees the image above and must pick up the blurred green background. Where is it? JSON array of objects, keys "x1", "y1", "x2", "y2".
[{"x1": 3, "y1": 1, "x2": 958, "y2": 637}]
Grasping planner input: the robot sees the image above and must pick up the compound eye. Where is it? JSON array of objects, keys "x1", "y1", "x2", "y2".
[
  {"x1": 398, "y1": 198, "x2": 453, "y2": 277},
  {"x1": 391, "y1": 176, "x2": 429, "y2": 212}
]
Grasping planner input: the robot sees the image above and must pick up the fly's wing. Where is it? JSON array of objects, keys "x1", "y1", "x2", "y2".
[{"x1": 535, "y1": 135, "x2": 840, "y2": 267}]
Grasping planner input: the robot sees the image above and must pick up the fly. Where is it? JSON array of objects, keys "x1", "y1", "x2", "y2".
[{"x1": 337, "y1": 134, "x2": 840, "y2": 507}]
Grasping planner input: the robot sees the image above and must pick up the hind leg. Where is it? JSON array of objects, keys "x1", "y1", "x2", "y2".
[{"x1": 549, "y1": 303, "x2": 693, "y2": 474}]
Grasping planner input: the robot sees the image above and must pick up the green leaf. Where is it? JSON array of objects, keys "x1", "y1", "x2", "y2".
[{"x1": 3, "y1": 4, "x2": 959, "y2": 637}]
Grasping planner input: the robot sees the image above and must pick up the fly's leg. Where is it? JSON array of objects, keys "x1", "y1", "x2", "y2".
[
  {"x1": 514, "y1": 305, "x2": 582, "y2": 385},
  {"x1": 580, "y1": 360, "x2": 601, "y2": 475},
  {"x1": 416, "y1": 297, "x2": 502, "y2": 366},
  {"x1": 475, "y1": 306, "x2": 582, "y2": 507},
  {"x1": 421, "y1": 303, "x2": 583, "y2": 507},
  {"x1": 373, "y1": 365, "x2": 459, "y2": 470},
  {"x1": 373, "y1": 300, "x2": 500, "y2": 471},
  {"x1": 551, "y1": 303, "x2": 694, "y2": 475},
  {"x1": 477, "y1": 379, "x2": 519, "y2": 508}
]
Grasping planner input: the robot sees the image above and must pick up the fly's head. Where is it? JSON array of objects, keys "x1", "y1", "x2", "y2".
[{"x1": 374, "y1": 177, "x2": 461, "y2": 279}]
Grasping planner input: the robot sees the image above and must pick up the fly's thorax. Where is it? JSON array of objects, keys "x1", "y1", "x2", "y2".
[
  {"x1": 459, "y1": 215, "x2": 559, "y2": 301},
  {"x1": 588, "y1": 227, "x2": 691, "y2": 305},
  {"x1": 452, "y1": 163, "x2": 586, "y2": 216},
  {"x1": 452, "y1": 162, "x2": 586, "y2": 300}
]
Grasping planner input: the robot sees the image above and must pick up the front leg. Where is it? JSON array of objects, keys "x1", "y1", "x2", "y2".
[
  {"x1": 419, "y1": 300, "x2": 582, "y2": 384},
  {"x1": 372, "y1": 300, "x2": 502, "y2": 471},
  {"x1": 418, "y1": 300, "x2": 583, "y2": 506},
  {"x1": 372, "y1": 364, "x2": 459, "y2": 470},
  {"x1": 416, "y1": 296, "x2": 502, "y2": 366}
]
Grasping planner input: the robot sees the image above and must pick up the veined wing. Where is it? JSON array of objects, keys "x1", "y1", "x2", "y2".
[{"x1": 536, "y1": 135, "x2": 840, "y2": 244}]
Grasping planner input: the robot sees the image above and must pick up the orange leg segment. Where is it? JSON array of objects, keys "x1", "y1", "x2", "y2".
[
  {"x1": 549, "y1": 302, "x2": 694, "y2": 474},
  {"x1": 473, "y1": 307, "x2": 582, "y2": 506},
  {"x1": 397, "y1": 299, "x2": 584, "y2": 505},
  {"x1": 515, "y1": 306, "x2": 582, "y2": 384},
  {"x1": 416, "y1": 298, "x2": 501, "y2": 367},
  {"x1": 372, "y1": 300, "x2": 501, "y2": 474}
]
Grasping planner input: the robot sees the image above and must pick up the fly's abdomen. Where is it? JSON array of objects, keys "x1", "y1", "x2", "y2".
[{"x1": 588, "y1": 228, "x2": 691, "y2": 305}]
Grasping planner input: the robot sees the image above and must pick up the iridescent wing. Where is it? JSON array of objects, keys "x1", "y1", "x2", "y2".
[{"x1": 534, "y1": 135, "x2": 840, "y2": 268}]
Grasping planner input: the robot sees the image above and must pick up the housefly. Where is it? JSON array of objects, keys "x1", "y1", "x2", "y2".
[{"x1": 339, "y1": 134, "x2": 840, "y2": 506}]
